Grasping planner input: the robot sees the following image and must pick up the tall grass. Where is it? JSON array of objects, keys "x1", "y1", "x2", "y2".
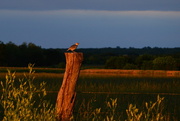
[
  {"x1": 0, "y1": 64, "x2": 56, "y2": 121},
  {"x1": 74, "y1": 95, "x2": 171, "y2": 121},
  {"x1": 0, "y1": 66, "x2": 179, "y2": 120},
  {"x1": 1, "y1": 68, "x2": 179, "y2": 93},
  {"x1": 77, "y1": 76, "x2": 180, "y2": 93}
]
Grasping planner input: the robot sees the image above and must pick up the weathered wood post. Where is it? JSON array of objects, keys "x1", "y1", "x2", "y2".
[{"x1": 56, "y1": 52, "x2": 83, "y2": 121}]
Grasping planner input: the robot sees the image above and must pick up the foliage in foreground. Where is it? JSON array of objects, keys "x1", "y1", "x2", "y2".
[
  {"x1": 0, "y1": 64, "x2": 56, "y2": 121},
  {"x1": 0, "y1": 65, "x2": 173, "y2": 120},
  {"x1": 76, "y1": 96, "x2": 168, "y2": 121}
]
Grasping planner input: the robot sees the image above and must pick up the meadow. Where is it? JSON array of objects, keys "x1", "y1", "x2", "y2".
[{"x1": 0, "y1": 67, "x2": 180, "y2": 120}]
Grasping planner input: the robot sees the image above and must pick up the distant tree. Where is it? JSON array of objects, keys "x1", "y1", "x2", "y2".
[
  {"x1": 85, "y1": 54, "x2": 108, "y2": 65},
  {"x1": 0, "y1": 41, "x2": 6, "y2": 66},
  {"x1": 4, "y1": 41, "x2": 20, "y2": 66},
  {"x1": 171, "y1": 53, "x2": 180, "y2": 70},
  {"x1": 0, "y1": 40, "x2": 180, "y2": 69},
  {"x1": 86, "y1": 55, "x2": 98, "y2": 64},
  {"x1": 43, "y1": 49, "x2": 63, "y2": 66},
  {"x1": 19, "y1": 42, "x2": 28, "y2": 49},
  {"x1": 116, "y1": 46, "x2": 120, "y2": 49},
  {"x1": 141, "y1": 61, "x2": 153, "y2": 70},
  {"x1": 176, "y1": 58, "x2": 180, "y2": 70},
  {"x1": 123, "y1": 63, "x2": 138, "y2": 70},
  {"x1": 153, "y1": 56, "x2": 177, "y2": 70},
  {"x1": 105, "y1": 56, "x2": 128, "y2": 69},
  {"x1": 135, "y1": 54, "x2": 154, "y2": 69},
  {"x1": 18, "y1": 42, "x2": 29, "y2": 66},
  {"x1": 26, "y1": 43, "x2": 44, "y2": 66}
]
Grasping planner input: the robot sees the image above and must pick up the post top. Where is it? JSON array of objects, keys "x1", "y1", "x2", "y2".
[
  {"x1": 64, "y1": 52, "x2": 83, "y2": 57},
  {"x1": 64, "y1": 52, "x2": 83, "y2": 62},
  {"x1": 64, "y1": 52, "x2": 83, "y2": 54}
]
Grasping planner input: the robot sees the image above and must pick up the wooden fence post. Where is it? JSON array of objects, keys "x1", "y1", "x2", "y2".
[{"x1": 56, "y1": 52, "x2": 83, "y2": 121}]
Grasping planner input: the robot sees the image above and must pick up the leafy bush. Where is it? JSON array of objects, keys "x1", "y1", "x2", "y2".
[
  {"x1": 153, "y1": 56, "x2": 177, "y2": 70},
  {"x1": 105, "y1": 56, "x2": 128, "y2": 69}
]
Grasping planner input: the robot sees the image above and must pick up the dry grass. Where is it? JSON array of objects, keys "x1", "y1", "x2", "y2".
[
  {"x1": 81, "y1": 69, "x2": 180, "y2": 77},
  {"x1": 1, "y1": 67, "x2": 180, "y2": 77},
  {"x1": 0, "y1": 67, "x2": 179, "y2": 120}
]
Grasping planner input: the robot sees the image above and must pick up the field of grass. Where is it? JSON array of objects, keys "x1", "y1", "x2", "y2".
[{"x1": 0, "y1": 67, "x2": 180, "y2": 120}]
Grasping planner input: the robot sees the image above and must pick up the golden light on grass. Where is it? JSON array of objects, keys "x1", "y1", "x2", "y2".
[
  {"x1": 0, "y1": 67, "x2": 179, "y2": 120},
  {"x1": 81, "y1": 69, "x2": 180, "y2": 77}
]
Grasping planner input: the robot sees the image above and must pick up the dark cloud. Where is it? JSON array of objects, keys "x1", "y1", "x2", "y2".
[
  {"x1": 0, "y1": 0, "x2": 180, "y2": 11},
  {"x1": 0, "y1": 10, "x2": 180, "y2": 48}
]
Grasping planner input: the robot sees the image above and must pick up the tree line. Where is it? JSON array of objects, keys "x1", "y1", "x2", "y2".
[
  {"x1": 0, "y1": 41, "x2": 180, "y2": 70},
  {"x1": 0, "y1": 41, "x2": 64, "y2": 67}
]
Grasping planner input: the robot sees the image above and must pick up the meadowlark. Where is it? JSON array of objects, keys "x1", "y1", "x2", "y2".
[{"x1": 67, "y1": 43, "x2": 79, "y2": 52}]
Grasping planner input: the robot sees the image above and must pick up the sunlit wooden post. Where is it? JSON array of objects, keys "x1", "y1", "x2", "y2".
[{"x1": 56, "y1": 52, "x2": 83, "y2": 121}]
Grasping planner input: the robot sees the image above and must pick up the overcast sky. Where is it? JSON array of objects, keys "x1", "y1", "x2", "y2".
[{"x1": 0, "y1": 0, "x2": 180, "y2": 48}]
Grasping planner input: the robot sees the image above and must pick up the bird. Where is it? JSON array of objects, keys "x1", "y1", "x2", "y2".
[{"x1": 67, "y1": 43, "x2": 79, "y2": 52}]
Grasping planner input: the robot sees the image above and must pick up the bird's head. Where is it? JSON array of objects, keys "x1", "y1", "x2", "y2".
[{"x1": 75, "y1": 43, "x2": 79, "y2": 45}]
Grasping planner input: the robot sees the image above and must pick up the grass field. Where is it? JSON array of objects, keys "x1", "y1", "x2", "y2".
[{"x1": 0, "y1": 67, "x2": 180, "y2": 120}]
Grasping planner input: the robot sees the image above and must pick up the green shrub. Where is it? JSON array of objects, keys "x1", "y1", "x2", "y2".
[{"x1": 153, "y1": 56, "x2": 177, "y2": 70}]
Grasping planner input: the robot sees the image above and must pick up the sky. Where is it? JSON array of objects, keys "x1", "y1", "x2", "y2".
[{"x1": 0, "y1": 0, "x2": 180, "y2": 48}]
